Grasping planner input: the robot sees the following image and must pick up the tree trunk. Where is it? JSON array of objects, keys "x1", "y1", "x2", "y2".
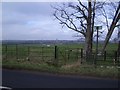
[
  {"x1": 118, "y1": 24, "x2": 120, "y2": 56},
  {"x1": 102, "y1": 3, "x2": 120, "y2": 52},
  {"x1": 85, "y1": 1, "x2": 92, "y2": 54},
  {"x1": 85, "y1": 34, "x2": 92, "y2": 54},
  {"x1": 101, "y1": 13, "x2": 120, "y2": 52},
  {"x1": 118, "y1": 41, "x2": 120, "y2": 56}
]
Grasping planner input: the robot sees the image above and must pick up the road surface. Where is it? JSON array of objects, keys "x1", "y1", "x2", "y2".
[{"x1": 2, "y1": 69, "x2": 119, "y2": 88}]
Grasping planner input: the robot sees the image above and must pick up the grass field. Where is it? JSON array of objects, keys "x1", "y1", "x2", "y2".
[{"x1": 2, "y1": 43, "x2": 120, "y2": 79}]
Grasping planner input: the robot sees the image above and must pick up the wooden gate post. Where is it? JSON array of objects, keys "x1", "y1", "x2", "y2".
[
  {"x1": 16, "y1": 44, "x2": 18, "y2": 60},
  {"x1": 104, "y1": 51, "x2": 106, "y2": 61},
  {"x1": 28, "y1": 46, "x2": 30, "y2": 56},
  {"x1": 41, "y1": 46, "x2": 44, "y2": 61},
  {"x1": 5, "y1": 45, "x2": 7, "y2": 60},
  {"x1": 81, "y1": 48, "x2": 83, "y2": 64},
  {"x1": 114, "y1": 51, "x2": 117, "y2": 65},
  {"x1": 64, "y1": 48, "x2": 67, "y2": 65},
  {"x1": 54, "y1": 46, "x2": 58, "y2": 66},
  {"x1": 27, "y1": 46, "x2": 30, "y2": 61}
]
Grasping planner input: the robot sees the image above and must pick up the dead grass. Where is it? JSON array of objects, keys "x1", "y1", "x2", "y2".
[{"x1": 62, "y1": 60, "x2": 81, "y2": 69}]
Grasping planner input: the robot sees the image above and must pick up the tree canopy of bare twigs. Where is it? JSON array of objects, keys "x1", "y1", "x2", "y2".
[
  {"x1": 100, "y1": 1, "x2": 120, "y2": 52},
  {"x1": 52, "y1": 0, "x2": 120, "y2": 55}
]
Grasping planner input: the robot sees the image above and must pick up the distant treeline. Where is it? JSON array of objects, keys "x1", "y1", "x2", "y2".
[
  {"x1": 2, "y1": 40, "x2": 117, "y2": 45},
  {"x1": 2, "y1": 40, "x2": 83, "y2": 45}
]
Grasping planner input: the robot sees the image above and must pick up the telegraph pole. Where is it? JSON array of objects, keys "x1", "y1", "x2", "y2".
[
  {"x1": 94, "y1": 26, "x2": 102, "y2": 67},
  {"x1": 95, "y1": 27, "x2": 99, "y2": 65}
]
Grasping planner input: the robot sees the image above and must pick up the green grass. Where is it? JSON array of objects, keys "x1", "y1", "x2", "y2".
[
  {"x1": 2, "y1": 43, "x2": 119, "y2": 79},
  {"x1": 2, "y1": 59, "x2": 119, "y2": 79},
  {"x1": 2, "y1": 43, "x2": 119, "y2": 65}
]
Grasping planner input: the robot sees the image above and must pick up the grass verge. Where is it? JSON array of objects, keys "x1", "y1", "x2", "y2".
[{"x1": 2, "y1": 60, "x2": 119, "y2": 79}]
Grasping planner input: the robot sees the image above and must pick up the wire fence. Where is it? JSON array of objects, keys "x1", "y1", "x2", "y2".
[{"x1": 2, "y1": 44, "x2": 120, "y2": 66}]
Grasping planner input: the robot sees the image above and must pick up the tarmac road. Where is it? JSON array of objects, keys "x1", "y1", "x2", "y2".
[{"x1": 2, "y1": 69, "x2": 119, "y2": 88}]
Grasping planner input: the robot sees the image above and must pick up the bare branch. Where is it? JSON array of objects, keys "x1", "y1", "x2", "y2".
[
  {"x1": 53, "y1": 9, "x2": 86, "y2": 37},
  {"x1": 77, "y1": 5, "x2": 88, "y2": 20},
  {"x1": 80, "y1": 20, "x2": 87, "y2": 31},
  {"x1": 78, "y1": 0, "x2": 88, "y2": 11},
  {"x1": 115, "y1": 24, "x2": 120, "y2": 27},
  {"x1": 68, "y1": 4, "x2": 88, "y2": 20},
  {"x1": 101, "y1": 2, "x2": 120, "y2": 52},
  {"x1": 95, "y1": 2, "x2": 106, "y2": 10},
  {"x1": 101, "y1": 7, "x2": 109, "y2": 30}
]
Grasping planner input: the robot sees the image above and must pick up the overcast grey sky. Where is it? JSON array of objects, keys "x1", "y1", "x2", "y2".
[
  {"x1": 2, "y1": 2, "x2": 78, "y2": 40},
  {"x1": 2, "y1": 2, "x2": 118, "y2": 40}
]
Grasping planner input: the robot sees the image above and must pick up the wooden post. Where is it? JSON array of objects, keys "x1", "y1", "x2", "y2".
[
  {"x1": 54, "y1": 46, "x2": 58, "y2": 66},
  {"x1": 68, "y1": 49, "x2": 70, "y2": 61},
  {"x1": 64, "y1": 48, "x2": 67, "y2": 65},
  {"x1": 41, "y1": 46, "x2": 44, "y2": 61},
  {"x1": 16, "y1": 44, "x2": 18, "y2": 60},
  {"x1": 114, "y1": 51, "x2": 117, "y2": 65},
  {"x1": 81, "y1": 48, "x2": 83, "y2": 64},
  {"x1": 94, "y1": 26, "x2": 99, "y2": 67},
  {"x1": 27, "y1": 46, "x2": 30, "y2": 61},
  {"x1": 76, "y1": 48, "x2": 78, "y2": 61},
  {"x1": 104, "y1": 51, "x2": 106, "y2": 61},
  {"x1": 28, "y1": 46, "x2": 30, "y2": 56},
  {"x1": 81, "y1": 48, "x2": 83, "y2": 58},
  {"x1": 5, "y1": 45, "x2": 7, "y2": 60}
]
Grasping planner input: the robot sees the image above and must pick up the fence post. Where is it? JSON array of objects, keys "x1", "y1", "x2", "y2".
[
  {"x1": 28, "y1": 46, "x2": 30, "y2": 56},
  {"x1": 118, "y1": 50, "x2": 120, "y2": 64},
  {"x1": 64, "y1": 48, "x2": 67, "y2": 65},
  {"x1": 81, "y1": 48, "x2": 83, "y2": 64},
  {"x1": 54, "y1": 45, "x2": 58, "y2": 66},
  {"x1": 68, "y1": 49, "x2": 70, "y2": 61},
  {"x1": 41, "y1": 46, "x2": 44, "y2": 61},
  {"x1": 104, "y1": 51, "x2": 106, "y2": 61},
  {"x1": 27, "y1": 46, "x2": 30, "y2": 61},
  {"x1": 114, "y1": 51, "x2": 117, "y2": 65},
  {"x1": 16, "y1": 44, "x2": 18, "y2": 60},
  {"x1": 76, "y1": 48, "x2": 78, "y2": 61},
  {"x1": 5, "y1": 45, "x2": 7, "y2": 60}
]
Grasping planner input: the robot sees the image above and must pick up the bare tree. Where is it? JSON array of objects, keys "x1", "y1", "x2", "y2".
[
  {"x1": 100, "y1": 1, "x2": 120, "y2": 52},
  {"x1": 117, "y1": 21, "x2": 120, "y2": 56},
  {"x1": 52, "y1": 0, "x2": 105, "y2": 55}
]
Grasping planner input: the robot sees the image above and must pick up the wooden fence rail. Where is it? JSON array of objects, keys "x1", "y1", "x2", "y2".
[{"x1": 2, "y1": 44, "x2": 120, "y2": 66}]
